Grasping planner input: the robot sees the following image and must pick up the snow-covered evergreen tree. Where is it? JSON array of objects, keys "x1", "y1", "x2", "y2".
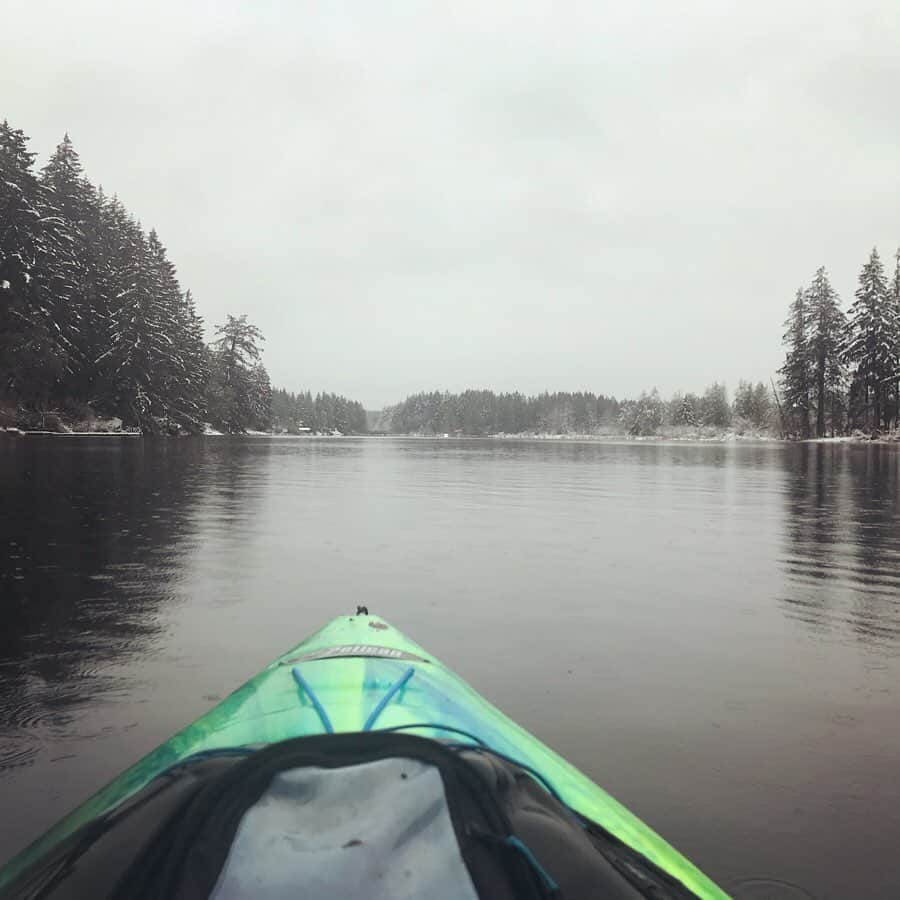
[
  {"x1": 80, "y1": 185, "x2": 117, "y2": 401},
  {"x1": 180, "y1": 290, "x2": 210, "y2": 426},
  {"x1": 140, "y1": 230, "x2": 207, "y2": 431},
  {"x1": 107, "y1": 210, "x2": 157, "y2": 424},
  {"x1": 806, "y1": 267, "x2": 845, "y2": 437},
  {"x1": 89, "y1": 192, "x2": 131, "y2": 412},
  {"x1": 680, "y1": 393, "x2": 698, "y2": 427},
  {"x1": 780, "y1": 288, "x2": 811, "y2": 438},
  {"x1": 619, "y1": 389, "x2": 664, "y2": 436},
  {"x1": 39, "y1": 134, "x2": 95, "y2": 390},
  {"x1": 207, "y1": 315, "x2": 268, "y2": 432},
  {"x1": 749, "y1": 382, "x2": 772, "y2": 429},
  {"x1": 888, "y1": 249, "x2": 900, "y2": 427},
  {"x1": 700, "y1": 382, "x2": 731, "y2": 427},
  {"x1": 844, "y1": 248, "x2": 894, "y2": 430},
  {"x1": 730, "y1": 381, "x2": 772, "y2": 429},
  {"x1": 248, "y1": 364, "x2": 273, "y2": 431},
  {"x1": 732, "y1": 380, "x2": 753, "y2": 422},
  {"x1": 0, "y1": 120, "x2": 53, "y2": 401}
]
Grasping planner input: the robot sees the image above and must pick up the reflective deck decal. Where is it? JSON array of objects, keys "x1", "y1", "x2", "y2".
[{"x1": 282, "y1": 645, "x2": 430, "y2": 664}]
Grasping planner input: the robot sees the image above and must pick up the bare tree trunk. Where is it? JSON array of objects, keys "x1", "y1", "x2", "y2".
[
  {"x1": 864, "y1": 374, "x2": 870, "y2": 432},
  {"x1": 771, "y1": 378, "x2": 786, "y2": 439},
  {"x1": 894, "y1": 380, "x2": 900, "y2": 428},
  {"x1": 802, "y1": 384, "x2": 811, "y2": 440},
  {"x1": 816, "y1": 351, "x2": 826, "y2": 438}
]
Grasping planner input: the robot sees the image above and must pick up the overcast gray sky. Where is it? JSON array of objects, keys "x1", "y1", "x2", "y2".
[{"x1": 5, "y1": 0, "x2": 900, "y2": 408}]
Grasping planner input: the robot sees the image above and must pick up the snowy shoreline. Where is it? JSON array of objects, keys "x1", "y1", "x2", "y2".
[
  {"x1": 1, "y1": 428, "x2": 139, "y2": 437},
  {"x1": 0, "y1": 428, "x2": 352, "y2": 438},
  {"x1": 4, "y1": 426, "x2": 898, "y2": 445},
  {"x1": 383, "y1": 430, "x2": 900, "y2": 445}
]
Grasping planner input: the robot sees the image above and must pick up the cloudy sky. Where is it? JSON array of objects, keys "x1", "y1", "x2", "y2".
[{"x1": 4, "y1": 0, "x2": 900, "y2": 408}]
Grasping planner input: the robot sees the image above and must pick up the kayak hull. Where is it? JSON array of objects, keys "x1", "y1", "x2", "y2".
[{"x1": 0, "y1": 615, "x2": 727, "y2": 899}]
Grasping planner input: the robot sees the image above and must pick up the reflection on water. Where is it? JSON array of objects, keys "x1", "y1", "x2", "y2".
[
  {"x1": 781, "y1": 444, "x2": 900, "y2": 646},
  {"x1": 1, "y1": 436, "x2": 899, "y2": 898},
  {"x1": 0, "y1": 439, "x2": 270, "y2": 771}
]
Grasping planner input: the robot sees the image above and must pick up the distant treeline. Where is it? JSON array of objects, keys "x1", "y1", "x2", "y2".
[
  {"x1": 272, "y1": 389, "x2": 367, "y2": 434},
  {"x1": 381, "y1": 384, "x2": 773, "y2": 436},
  {"x1": 779, "y1": 253, "x2": 900, "y2": 438},
  {"x1": 384, "y1": 390, "x2": 617, "y2": 435},
  {"x1": 619, "y1": 381, "x2": 772, "y2": 436}
]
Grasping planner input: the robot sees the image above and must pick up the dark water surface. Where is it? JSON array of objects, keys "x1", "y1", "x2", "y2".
[{"x1": 1, "y1": 436, "x2": 899, "y2": 897}]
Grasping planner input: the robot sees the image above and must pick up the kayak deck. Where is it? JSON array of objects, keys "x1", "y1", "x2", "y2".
[{"x1": 0, "y1": 614, "x2": 727, "y2": 899}]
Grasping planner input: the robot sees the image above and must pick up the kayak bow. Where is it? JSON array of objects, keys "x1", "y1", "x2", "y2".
[{"x1": 0, "y1": 614, "x2": 727, "y2": 898}]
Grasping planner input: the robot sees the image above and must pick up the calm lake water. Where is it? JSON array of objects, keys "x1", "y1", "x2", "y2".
[{"x1": 1, "y1": 436, "x2": 899, "y2": 897}]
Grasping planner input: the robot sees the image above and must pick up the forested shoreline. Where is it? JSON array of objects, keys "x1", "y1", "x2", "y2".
[
  {"x1": 4, "y1": 119, "x2": 900, "y2": 441},
  {"x1": 379, "y1": 251, "x2": 900, "y2": 441},
  {"x1": 0, "y1": 121, "x2": 364, "y2": 435},
  {"x1": 377, "y1": 382, "x2": 772, "y2": 438},
  {"x1": 779, "y1": 254, "x2": 900, "y2": 439},
  {"x1": 271, "y1": 389, "x2": 367, "y2": 435}
]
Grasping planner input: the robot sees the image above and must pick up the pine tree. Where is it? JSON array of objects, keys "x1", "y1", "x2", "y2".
[
  {"x1": 0, "y1": 120, "x2": 50, "y2": 402},
  {"x1": 297, "y1": 390, "x2": 314, "y2": 432},
  {"x1": 80, "y1": 184, "x2": 117, "y2": 404},
  {"x1": 212, "y1": 314, "x2": 263, "y2": 373},
  {"x1": 39, "y1": 134, "x2": 95, "y2": 394},
  {"x1": 619, "y1": 389, "x2": 663, "y2": 435},
  {"x1": 207, "y1": 315, "x2": 267, "y2": 432},
  {"x1": 41, "y1": 135, "x2": 88, "y2": 222},
  {"x1": 142, "y1": 230, "x2": 207, "y2": 431},
  {"x1": 780, "y1": 288, "x2": 811, "y2": 438},
  {"x1": 271, "y1": 387, "x2": 304, "y2": 433},
  {"x1": 700, "y1": 382, "x2": 731, "y2": 428},
  {"x1": 844, "y1": 248, "x2": 893, "y2": 430},
  {"x1": 749, "y1": 382, "x2": 772, "y2": 429},
  {"x1": 732, "y1": 380, "x2": 754, "y2": 422},
  {"x1": 97, "y1": 198, "x2": 148, "y2": 422},
  {"x1": 806, "y1": 267, "x2": 845, "y2": 437},
  {"x1": 888, "y1": 250, "x2": 900, "y2": 428},
  {"x1": 180, "y1": 290, "x2": 210, "y2": 428},
  {"x1": 680, "y1": 393, "x2": 698, "y2": 427},
  {"x1": 113, "y1": 214, "x2": 159, "y2": 424},
  {"x1": 248, "y1": 364, "x2": 272, "y2": 431}
]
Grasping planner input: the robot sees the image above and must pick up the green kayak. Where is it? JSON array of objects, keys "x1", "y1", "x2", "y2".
[{"x1": 0, "y1": 613, "x2": 728, "y2": 899}]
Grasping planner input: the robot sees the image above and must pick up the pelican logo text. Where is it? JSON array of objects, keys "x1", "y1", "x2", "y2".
[{"x1": 283, "y1": 645, "x2": 428, "y2": 664}]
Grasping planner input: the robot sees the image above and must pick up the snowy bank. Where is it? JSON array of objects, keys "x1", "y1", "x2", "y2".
[
  {"x1": 4, "y1": 405, "x2": 142, "y2": 435},
  {"x1": 406, "y1": 426, "x2": 780, "y2": 442},
  {"x1": 805, "y1": 431, "x2": 900, "y2": 444}
]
